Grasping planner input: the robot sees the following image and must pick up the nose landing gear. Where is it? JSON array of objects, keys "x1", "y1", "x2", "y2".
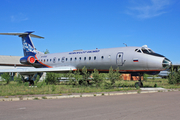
[{"x1": 135, "y1": 73, "x2": 143, "y2": 88}]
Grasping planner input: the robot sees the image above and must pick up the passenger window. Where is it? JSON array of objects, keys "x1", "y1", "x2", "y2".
[
  {"x1": 58, "y1": 58, "x2": 60, "y2": 61},
  {"x1": 89, "y1": 57, "x2": 91, "y2": 60},
  {"x1": 50, "y1": 59, "x2": 52, "y2": 62},
  {"x1": 101, "y1": 56, "x2": 104, "y2": 59},
  {"x1": 47, "y1": 59, "x2": 48, "y2": 62},
  {"x1": 79, "y1": 57, "x2": 81, "y2": 60},
  {"x1": 66, "y1": 58, "x2": 68, "y2": 61},
  {"x1": 61, "y1": 57, "x2": 65, "y2": 62},
  {"x1": 44, "y1": 59, "x2": 45, "y2": 62},
  {"x1": 119, "y1": 55, "x2": 121, "y2": 58},
  {"x1": 94, "y1": 56, "x2": 96, "y2": 60},
  {"x1": 70, "y1": 58, "x2": 72, "y2": 61},
  {"x1": 53, "y1": 58, "x2": 56, "y2": 63},
  {"x1": 84, "y1": 57, "x2": 86, "y2": 60},
  {"x1": 75, "y1": 57, "x2": 77, "y2": 60}
]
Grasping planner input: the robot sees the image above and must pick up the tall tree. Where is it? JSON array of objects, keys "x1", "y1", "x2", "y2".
[{"x1": 44, "y1": 49, "x2": 50, "y2": 54}]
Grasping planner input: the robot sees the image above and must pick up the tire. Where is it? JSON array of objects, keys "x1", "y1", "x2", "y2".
[
  {"x1": 135, "y1": 82, "x2": 139, "y2": 88},
  {"x1": 29, "y1": 80, "x2": 34, "y2": 86},
  {"x1": 135, "y1": 82, "x2": 143, "y2": 88}
]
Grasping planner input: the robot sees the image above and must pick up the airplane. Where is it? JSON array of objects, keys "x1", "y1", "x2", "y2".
[{"x1": 0, "y1": 31, "x2": 172, "y2": 87}]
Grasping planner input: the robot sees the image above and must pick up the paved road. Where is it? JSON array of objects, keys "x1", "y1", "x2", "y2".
[{"x1": 0, "y1": 91, "x2": 180, "y2": 120}]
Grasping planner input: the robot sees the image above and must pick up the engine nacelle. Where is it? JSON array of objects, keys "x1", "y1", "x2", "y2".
[{"x1": 20, "y1": 56, "x2": 36, "y2": 64}]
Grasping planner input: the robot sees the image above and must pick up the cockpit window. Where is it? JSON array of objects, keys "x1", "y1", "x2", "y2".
[
  {"x1": 137, "y1": 50, "x2": 141, "y2": 53},
  {"x1": 141, "y1": 48, "x2": 154, "y2": 53},
  {"x1": 135, "y1": 49, "x2": 142, "y2": 53},
  {"x1": 141, "y1": 49, "x2": 149, "y2": 53},
  {"x1": 148, "y1": 49, "x2": 154, "y2": 53}
]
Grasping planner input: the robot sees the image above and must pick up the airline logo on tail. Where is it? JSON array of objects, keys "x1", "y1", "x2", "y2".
[{"x1": 22, "y1": 40, "x2": 36, "y2": 54}]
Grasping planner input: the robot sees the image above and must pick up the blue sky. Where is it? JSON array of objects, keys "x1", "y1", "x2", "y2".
[{"x1": 0, "y1": 0, "x2": 180, "y2": 63}]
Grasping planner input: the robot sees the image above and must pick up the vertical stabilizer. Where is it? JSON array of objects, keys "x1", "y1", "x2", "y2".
[{"x1": 21, "y1": 32, "x2": 36, "y2": 56}]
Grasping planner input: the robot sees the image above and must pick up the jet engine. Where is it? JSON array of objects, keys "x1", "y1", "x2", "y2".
[{"x1": 20, "y1": 56, "x2": 36, "y2": 64}]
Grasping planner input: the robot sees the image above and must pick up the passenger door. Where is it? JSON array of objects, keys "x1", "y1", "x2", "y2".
[{"x1": 116, "y1": 52, "x2": 123, "y2": 66}]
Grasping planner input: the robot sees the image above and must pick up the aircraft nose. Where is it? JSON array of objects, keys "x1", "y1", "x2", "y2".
[{"x1": 162, "y1": 58, "x2": 172, "y2": 69}]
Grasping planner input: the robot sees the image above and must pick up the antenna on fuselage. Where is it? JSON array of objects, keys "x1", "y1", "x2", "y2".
[{"x1": 123, "y1": 43, "x2": 127, "y2": 47}]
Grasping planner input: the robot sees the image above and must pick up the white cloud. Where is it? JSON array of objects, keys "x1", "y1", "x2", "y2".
[
  {"x1": 10, "y1": 13, "x2": 28, "y2": 22},
  {"x1": 126, "y1": 0, "x2": 171, "y2": 19}
]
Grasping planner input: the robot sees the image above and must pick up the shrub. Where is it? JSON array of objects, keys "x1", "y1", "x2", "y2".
[
  {"x1": 14, "y1": 74, "x2": 22, "y2": 84},
  {"x1": 143, "y1": 74, "x2": 148, "y2": 81},
  {"x1": 45, "y1": 72, "x2": 59, "y2": 85},
  {"x1": 1, "y1": 73, "x2": 11, "y2": 84},
  {"x1": 37, "y1": 81, "x2": 46, "y2": 88},
  {"x1": 103, "y1": 82, "x2": 112, "y2": 89},
  {"x1": 92, "y1": 69, "x2": 103, "y2": 87},
  {"x1": 81, "y1": 66, "x2": 90, "y2": 86},
  {"x1": 51, "y1": 85, "x2": 56, "y2": 92},
  {"x1": 66, "y1": 71, "x2": 76, "y2": 86},
  {"x1": 108, "y1": 67, "x2": 121, "y2": 85},
  {"x1": 35, "y1": 75, "x2": 40, "y2": 85},
  {"x1": 168, "y1": 68, "x2": 180, "y2": 84},
  {"x1": 42, "y1": 96, "x2": 47, "y2": 99},
  {"x1": 74, "y1": 69, "x2": 82, "y2": 85}
]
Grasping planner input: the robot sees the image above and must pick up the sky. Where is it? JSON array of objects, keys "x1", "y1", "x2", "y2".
[{"x1": 0, "y1": 0, "x2": 180, "y2": 64}]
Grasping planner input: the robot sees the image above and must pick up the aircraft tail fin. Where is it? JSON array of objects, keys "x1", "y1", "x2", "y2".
[{"x1": 0, "y1": 31, "x2": 44, "y2": 56}]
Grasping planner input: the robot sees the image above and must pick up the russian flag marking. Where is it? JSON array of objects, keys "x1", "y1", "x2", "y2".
[{"x1": 133, "y1": 59, "x2": 139, "y2": 62}]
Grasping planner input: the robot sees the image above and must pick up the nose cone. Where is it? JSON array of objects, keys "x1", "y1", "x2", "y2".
[{"x1": 162, "y1": 58, "x2": 172, "y2": 69}]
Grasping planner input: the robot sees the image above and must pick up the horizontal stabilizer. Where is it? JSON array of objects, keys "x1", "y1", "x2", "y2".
[{"x1": 0, "y1": 32, "x2": 44, "y2": 39}]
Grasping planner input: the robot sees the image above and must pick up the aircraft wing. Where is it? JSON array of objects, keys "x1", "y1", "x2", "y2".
[{"x1": 0, "y1": 66, "x2": 77, "y2": 73}]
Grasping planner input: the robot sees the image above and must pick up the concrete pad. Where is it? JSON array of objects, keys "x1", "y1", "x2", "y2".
[
  {"x1": 57, "y1": 96, "x2": 69, "y2": 99},
  {"x1": 23, "y1": 97, "x2": 28, "y2": 100},
  {"x1": 71, "y1": 95, "x2": 80, "y2": 98},
  {"x1": 11, "y1": 98, "x2": 19, "y2": 101},
  {"x1": 82, "y1": 94, "x2": 94, "y2": 97},
  {"x1": 96, "y1": 94, "x2": 101, "y2": 96},
  {"x1": 27, "y1": 97, "x2": 34, "y2": 100},
  {"x1": 140, "y1": 87, "x2": 167, "y2": 91},
  {"x1": 104, "y1": 93, "x2": 109, "y2": 96},
  {"x1": 46, "y1": 96, "x2": 57, "y2": 99},
  {"x1": 3, "y1": 98, "x2": 11, "y2": 101},
  {"x1": 109, "y1": 93, "x2": 124, "y2": 96},
  {"x1": 37, "y1": 97, "x2": 42, "y2": 100},
  {"x1": 127, "y1": 92, "x2": 137, "y2": 94}
]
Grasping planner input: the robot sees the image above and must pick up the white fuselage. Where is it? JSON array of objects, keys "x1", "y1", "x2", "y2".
[{"x1": 34, "y1": 46, "x2": 166, "y2": 73}]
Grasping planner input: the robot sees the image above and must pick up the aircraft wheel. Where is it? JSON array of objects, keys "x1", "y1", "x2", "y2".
[
  {"x1": 29, "y1": 80, "x2": 34, "y2": 86},
  {"x1": 135, "y1": 82, "x2": 139, "y2": 88},
  {"x1": 78, "y1": 80, "x2": 83, "y2": 85},
  {"x1": 140, "y1": 82, "x2": 143, "y2": 87},
  {"x1": 135, "y1": 82, "x2": 143, "y2": 88}
]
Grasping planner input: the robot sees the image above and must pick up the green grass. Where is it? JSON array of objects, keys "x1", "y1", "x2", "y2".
[
  {"x1": 0, "y1": 78, "x2": 180, "y2": 96},
  {"x1": 0, "y1": 81, "x2": 136, "y2": 96}
]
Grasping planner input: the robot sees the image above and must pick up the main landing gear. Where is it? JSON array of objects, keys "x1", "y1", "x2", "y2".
[
  {"x1": 29, "y1": 80, "x2": 34, "y2": 86},
  {"x1": 135, "y1": 73, "x2": 143, "y2": 88}
]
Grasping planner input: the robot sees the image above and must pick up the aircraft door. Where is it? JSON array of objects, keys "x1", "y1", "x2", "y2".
[
  {"x1": 53, "y1": 57, "x2": 56, "y2": 63},
  {"x1": 116, "y1": 52, "x2": 123, "y2": 66}
]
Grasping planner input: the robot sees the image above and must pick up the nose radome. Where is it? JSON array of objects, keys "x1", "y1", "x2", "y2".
[{"x1": 162, "y1": 58, "x2": 172, "y2": 69}]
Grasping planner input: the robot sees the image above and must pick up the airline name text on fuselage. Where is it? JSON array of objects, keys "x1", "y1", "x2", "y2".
[{"x1": 69, "y1": 50, "x2": 100, "y2": 55}]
